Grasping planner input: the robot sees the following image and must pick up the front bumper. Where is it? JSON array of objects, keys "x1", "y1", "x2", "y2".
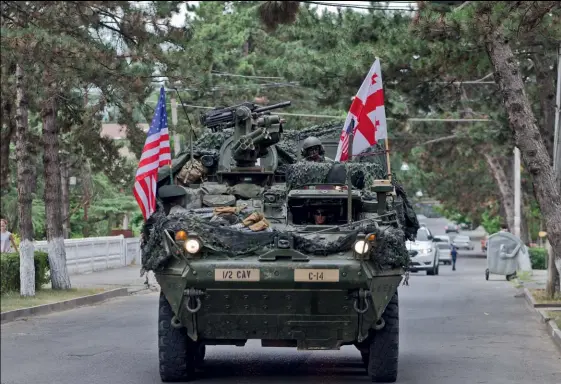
[
  {"x1": 408, "y1": 253, "x2": 436, "y2": 271},
  {"x1": 156, "y1": 257, "x2": 404, "y2": 350}
]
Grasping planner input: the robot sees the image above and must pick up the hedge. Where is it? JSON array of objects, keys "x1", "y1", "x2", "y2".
[
  {"x1": 0, "y1": 251, "x2": 50, "y2": 293},
  {"x1": 529, "y1": 247, "x2": 547, "y2": 270}
]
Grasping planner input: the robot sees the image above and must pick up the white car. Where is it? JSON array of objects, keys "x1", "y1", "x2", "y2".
[
  {"x1": 434, "y1": 235, "x2": 452, "y2": 265},
  {"x1": 452, "y1": 235, "x2": 474, "y2": 250},
  {"x1": 406, "y1": 226, "x2": 440, "y2": 275}
]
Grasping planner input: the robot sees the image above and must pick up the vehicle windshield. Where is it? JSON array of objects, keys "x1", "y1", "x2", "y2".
[
  {"x1": 416, "y1": 228, "x2": 431, "y2": 241},
  {"x1": 455, "y1": 236, "x2": 470, "y2": 242},
  {"x1": 437, "y1": 243, "x2": 451, "y2": 249}
]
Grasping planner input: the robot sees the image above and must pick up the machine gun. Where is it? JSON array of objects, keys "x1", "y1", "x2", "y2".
[
  {"x1": 214, "y1": 100, "x2": 291, "y2": 185},
  {"x1": 200, "y1": 101, "x2": 291, "y2": 132}
]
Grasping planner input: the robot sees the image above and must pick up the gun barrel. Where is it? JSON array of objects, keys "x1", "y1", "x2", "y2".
[{"x1": 253, "y1": 101, "x2": 291, "y2": 114}]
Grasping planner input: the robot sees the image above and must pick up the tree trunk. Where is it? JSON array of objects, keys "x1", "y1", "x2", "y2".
[
  {"x1": 42, "y1": 91, "x2": 71, "y2": 290},
  {"x1": 60, "y1": 157, "x2": 70, "y2": 239},
  {"x1": 483, "y1": 26, "x2": 561, "y2": 292},
  {"x1": 1, "y1": 100, "x2": 16, "y2": 191},
  {"x1": 483, "y1": 153, "x2": 514, "y2": 230},
  {"x1": 15, "y1": 63, "x2": 35, "y2": 297},
  {"x1": 532, "y1": 53, "x2": 556, "y2": 161}
]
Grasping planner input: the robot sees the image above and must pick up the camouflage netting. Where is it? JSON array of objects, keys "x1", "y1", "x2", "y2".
[
  {"x1": 141, "y1": 208, "x2": 410, "y2": 273},
  {"x1": 370, "y1": 226, "x2": 410, "y2": 270},
  {"x1": 284, "y1": 160, "x2": 386, "y2": 190}
]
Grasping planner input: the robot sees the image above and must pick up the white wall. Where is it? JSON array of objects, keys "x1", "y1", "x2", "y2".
[{"x1": 34, "y1": 236, "x2": 141, "y2": 275}]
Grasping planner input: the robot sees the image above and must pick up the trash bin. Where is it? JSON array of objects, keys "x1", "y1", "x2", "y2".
[{"x1": 485, "y1": 231, "x2": 532, "y2": 281}]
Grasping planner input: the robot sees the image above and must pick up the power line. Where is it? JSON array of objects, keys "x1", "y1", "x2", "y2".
[
  {"x1": 176, "y1": 102, "x2": 492, "y2": 122},
  {"x1": 301, "y1": 1, "x2": 417, "y2": 11}
]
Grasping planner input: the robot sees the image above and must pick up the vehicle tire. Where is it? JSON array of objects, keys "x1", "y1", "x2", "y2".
[
  {"x1": 195, "y1": 344, "x2": 206, "y2": 368},
  {"x1": 426, "y1": 268, "x2": 434, "y2": 276},
  {"x1": 485, "y1": 269, "x2": 489, "y2": 281},
  {"x1": 159, "y1": 292, "x2": 196, "y2": 382},
  {"x1": 435, "y1": 264, "x2": 439, "y2": 275},
  {"x1": 367, "y1": 292, "x2": 399, "y2": 383}
]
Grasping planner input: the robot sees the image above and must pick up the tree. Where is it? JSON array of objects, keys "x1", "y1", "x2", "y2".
[
  {"x1": 14, "y1": 63, "x2": 35, "y2": 296},
  {"x1": 412, "y1": 1, "x2": 561, "y2": 294},
  {"x1": 2, "y1": 1, "x2": 189, "y2": 290}
]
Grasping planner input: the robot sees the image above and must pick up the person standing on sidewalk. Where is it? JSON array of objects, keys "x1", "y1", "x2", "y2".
[
  {"x1": 451, "y1": 244, "x2": 458, "y2": 271},
  {"x1": 1, "y1": 219, "x2": 19, "y2": 253}
]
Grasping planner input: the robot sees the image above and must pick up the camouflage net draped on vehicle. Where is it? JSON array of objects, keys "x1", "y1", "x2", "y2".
[{"x1": 140, "y1": 206, "x2": 411, "y2": 273}]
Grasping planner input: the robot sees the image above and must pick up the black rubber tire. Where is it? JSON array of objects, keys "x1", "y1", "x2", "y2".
[
  {"x1": 485, "y1": 269, "x2": 489, "y2": 281},
  {"x1": 158, "y1": 292, "x2": 196, "y2": 382},
  {"x1": 435, "y1": 265, "x2": 439, "y2": 275},
  {"x1": 426, "y1": 267, "x2": 434, "y2": 276},
  {"x1": 367, "y1": 292, "x2": 399, "y2": 383}
]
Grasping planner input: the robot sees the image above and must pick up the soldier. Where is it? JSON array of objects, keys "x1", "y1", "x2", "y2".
[{"x1": 300, "y1": 136, "x2": 333, "y2": 162}]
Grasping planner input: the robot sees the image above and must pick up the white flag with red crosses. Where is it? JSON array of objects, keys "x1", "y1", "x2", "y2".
[{"x1": 335, "y1": 58, "x2": 388, "y2": 162}]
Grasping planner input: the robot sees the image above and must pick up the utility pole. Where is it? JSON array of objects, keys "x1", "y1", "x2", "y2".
[
  {"x1": 171, "y1": 98, "x2": 181, "y2": 156},
  {"x1": 513, "y1": 146, "x2": 521, "y2": 238},
  {"x1": 546, "y1": 42, "x2": 561, "y2": 296}
]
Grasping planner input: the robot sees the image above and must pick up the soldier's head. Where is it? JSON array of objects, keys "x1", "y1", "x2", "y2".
[
  {"x1": 313, "y1": 209, "x2": 326, "y2": 225},
  {"x1": 301, "y1": 136, "x2": 324, "y2": 161}
]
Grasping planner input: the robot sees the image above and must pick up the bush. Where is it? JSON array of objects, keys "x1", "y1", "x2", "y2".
[
  {"x1": 529, "y1": 247, "x2": 547, "y2": 270},
  {"x1": 0, "y1": 251, "x2": 50, "y2": 293}
]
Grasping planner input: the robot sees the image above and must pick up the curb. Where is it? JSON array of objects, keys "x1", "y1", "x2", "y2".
[
  {"x1": 523, "y1": 287, "x2": 561, "y2": 309},
  {"x1": 536, "y1": 309, "x2": 561, "y2": 353},
  {"x1": 0, "y1": 287, "x2": 129, "y2": 324},
  {"x1": 518, "y1": 288, "x2": 561, "y2": 354}
]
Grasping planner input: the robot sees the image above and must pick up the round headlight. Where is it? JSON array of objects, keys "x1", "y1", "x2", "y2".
[
  {"x1": 354, "y1": 240, "x2": 370, "y2": 254},
  {"x1": 185, "y1": 239, "x2": 201, "y2": 254}
]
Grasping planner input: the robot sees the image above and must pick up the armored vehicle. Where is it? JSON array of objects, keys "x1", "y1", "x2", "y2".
[{"x1": 140, "y1": 101, "x2": 420, "y2": 383}]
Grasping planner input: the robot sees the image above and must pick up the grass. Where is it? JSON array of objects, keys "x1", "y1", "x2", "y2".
[
  {"x1": 529, "y1": 288, "x2": 561, "y2": 305},
  {"x1": 547, "y1": 311, "x2": 561, "y2": 328},
  {"x1": 1, "y1": 287, "x2": 107, "y2": 312}
]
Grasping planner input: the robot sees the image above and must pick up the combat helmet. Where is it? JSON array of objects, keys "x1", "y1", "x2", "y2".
[{"x1": 300, "y1": 136, "x2": 325, "y2": 158}]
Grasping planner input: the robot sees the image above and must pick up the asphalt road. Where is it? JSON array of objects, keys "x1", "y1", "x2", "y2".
[{"x1": 2, "y1": 220, "x2": 560, "y2": 384}]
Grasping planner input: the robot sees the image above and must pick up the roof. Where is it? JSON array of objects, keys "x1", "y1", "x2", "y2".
[{"x1": 101, "y1": 123, "x2": 149, "y2": 140}]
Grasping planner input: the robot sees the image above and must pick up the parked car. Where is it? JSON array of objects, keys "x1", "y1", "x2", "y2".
[
  {"x1": 452, "y1": 235, "x2": 474, "y2": 250},
  {"x1": 406, "y1": 226, "x2": 440, "y2": 275},
  {"x1": 445, "y1": 223, "x2": 460, "y2": 233},
  {"x1": 434, "y1": 235, "x2": 452, "y2": 265}
]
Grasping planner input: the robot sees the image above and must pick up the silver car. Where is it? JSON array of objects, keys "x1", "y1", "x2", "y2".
[
  {"x1": 434, "y1": 235, "x2": 452, "y2": 265},
  {"x1": 406, "y1": 227, "x2": 440, "y2": 275},
  {"x1": 452, "y1": 235, "x2": 474, "y2": 250}
]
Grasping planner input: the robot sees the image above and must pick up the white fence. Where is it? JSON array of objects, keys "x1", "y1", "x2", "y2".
[{"x1": 33, "y1": 236, "x2": 141, "y2": 275}]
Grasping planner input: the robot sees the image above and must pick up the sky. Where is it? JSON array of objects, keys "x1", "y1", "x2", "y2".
[{"x1": 170, "y1": 1, "x2": 418, "y2": 27}]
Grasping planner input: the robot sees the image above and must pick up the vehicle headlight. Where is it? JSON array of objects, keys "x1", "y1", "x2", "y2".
[
  {"x1": 354, "y1": 240, "x2": 370, "y2": 254},
  {"x1": 185, "y1": 239, "x2": 201, "y2": 254}
]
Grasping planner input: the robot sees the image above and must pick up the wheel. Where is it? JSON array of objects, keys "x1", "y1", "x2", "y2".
[
  {"x1": 195, "y1": 344, "x2": 206, "y2": 368},
  {"x1": 435, "y1": 264, "x2": 439, "y2": 275},
  {"x1": 367, "y1": 292, "x2": 399, "y2": 382},
  {"x1": 485, "y1": 269, "x2": 489, "y2": 281},
  {"x1": 158, "y1": 292, "x2": 197, "y2": 382},
  {"x1": 506, "y1": 272, "x2": 517, "y2": 281},
  {"x1": 426, "y1": 268, "x2": 434, "y2": 276}
]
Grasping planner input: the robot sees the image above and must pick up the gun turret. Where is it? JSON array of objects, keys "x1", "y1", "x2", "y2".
[
  {"x1": 215, "y1": 101, "x2": 291, "y2": 186},
  {"x1": 200, "y1": 101, "x2": 291, "y2": 132}
]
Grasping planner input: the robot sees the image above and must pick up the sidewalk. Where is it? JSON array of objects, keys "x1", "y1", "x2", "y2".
[{"x1": 68, "y1": 265, "x2": 160, "y2": 294}]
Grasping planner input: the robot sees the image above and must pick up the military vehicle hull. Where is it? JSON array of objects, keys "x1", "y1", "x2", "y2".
[{"x1": 156, "y1": 256, "x2": 402, "y2": 350}]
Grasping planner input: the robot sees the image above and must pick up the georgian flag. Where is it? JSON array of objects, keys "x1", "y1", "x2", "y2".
[{"x1": 335, "y1": 58, "x2": 388, "y2": 162}]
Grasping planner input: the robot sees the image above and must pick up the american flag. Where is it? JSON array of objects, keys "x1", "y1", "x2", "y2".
[
  {"x1": 335, "y1": 58, "x2": 388, "y2": 162},
  {"x1": 133, "y1": 87, "x2": 171, "y2": 220}
]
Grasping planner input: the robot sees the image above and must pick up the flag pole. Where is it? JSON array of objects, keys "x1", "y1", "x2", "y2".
[
  {"x1": 385, "y1": 138, "x2": 392, "y2": 182},
  {"x1": 347, "y1": 120, "x2": 355, "y2": 224}
]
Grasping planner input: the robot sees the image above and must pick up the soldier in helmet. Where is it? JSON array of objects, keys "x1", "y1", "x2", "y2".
[{"x1": 300, "y1": 136, "x2": 332, "y2": 162}]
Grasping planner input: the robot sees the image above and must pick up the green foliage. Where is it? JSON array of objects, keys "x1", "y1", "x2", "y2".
[
  {"x1": 528, "y1": 247, "x2": 547, "y2": 270},
  {"x1": 0, "y1": 251, "x2": 50, "y2": 293},
  {"x1": 481, "y1": 208, "x2": 502, "y2": 235}
]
